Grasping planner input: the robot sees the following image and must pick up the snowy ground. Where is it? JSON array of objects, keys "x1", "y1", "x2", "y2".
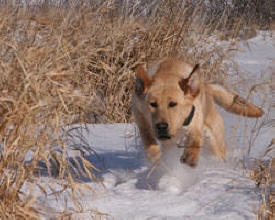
[{"x1": 28, "y1": 31, "x2": 274, "y2": 219}]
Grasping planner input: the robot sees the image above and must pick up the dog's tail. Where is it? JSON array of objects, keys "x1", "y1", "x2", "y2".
[{"x1": 205, "y1": 83, "x2": 264, "y2": 117}]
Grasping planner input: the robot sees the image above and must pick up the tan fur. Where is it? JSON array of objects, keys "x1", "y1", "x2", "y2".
[{"x1": 132, "y1": 58, "x2": 264, "y2": 167}]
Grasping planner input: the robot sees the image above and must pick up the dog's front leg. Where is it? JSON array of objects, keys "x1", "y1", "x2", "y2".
[
  {"x1": 145, "y1": 143, "x2": 161, "y2": 163},
  {"x1": 180, "y1": 129, "x2": 203, "y2": 167},
  {"x1": 139, "y1": 127, "x2": 161, "y2": 163},
  {"x1": 134, "y1": 111, "x2": 161, "y2": 163}
]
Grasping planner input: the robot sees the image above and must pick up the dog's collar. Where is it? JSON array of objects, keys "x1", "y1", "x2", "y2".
[{"x1": 183, "y1": 105, "x2": 195, "y2": 126}]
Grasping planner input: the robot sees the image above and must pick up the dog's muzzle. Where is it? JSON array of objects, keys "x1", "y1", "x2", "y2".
[{"x1": 156, "y1": 122, "x2": 171, "y2": 140}]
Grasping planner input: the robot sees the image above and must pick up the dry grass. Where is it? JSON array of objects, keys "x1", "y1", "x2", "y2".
[
  {"x1": 250, "y1": 140, "x2": 274, "y2": 220},
  {"x1": 0, "y1": 0, "x2": 272, "y2": 219}
]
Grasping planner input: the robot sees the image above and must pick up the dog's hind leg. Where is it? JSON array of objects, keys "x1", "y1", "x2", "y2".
[{"x1": 204, "y1": 112, "x2": 227, "y2": 160}]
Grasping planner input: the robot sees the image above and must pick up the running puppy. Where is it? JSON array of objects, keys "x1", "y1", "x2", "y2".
[{"x1": 132, "y1": 58, "x2": 263, "y2": 167}]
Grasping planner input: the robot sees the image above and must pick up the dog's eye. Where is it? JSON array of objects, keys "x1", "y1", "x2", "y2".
[
  {"x1": 169, "y1": 102, "x2": 177, "y2": 107},
  {"x1": 150, "y1": 102, "x2": 158, "y2": 108}
]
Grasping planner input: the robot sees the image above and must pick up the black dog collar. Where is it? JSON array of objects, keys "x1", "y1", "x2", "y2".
[{"x1": 183, "y1": 105, "x2": 195, "y2": 126}]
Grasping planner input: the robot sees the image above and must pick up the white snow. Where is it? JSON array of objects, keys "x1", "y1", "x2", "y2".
[{"x1": 27, "y1": 31, "x2": 274, "y2": 219}]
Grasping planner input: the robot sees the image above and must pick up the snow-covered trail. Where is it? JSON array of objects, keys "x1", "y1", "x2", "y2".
[{"x1": 65, "y1": 124, "x2": 261, "y2": 220}]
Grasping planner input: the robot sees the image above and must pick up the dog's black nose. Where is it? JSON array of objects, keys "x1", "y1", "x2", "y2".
[
  {"x1": 156, "y1": 122, "x2": 170, "y2": 140},
  {"x1": 156, "y1": 122, "x2": 168, "y2": 130}
]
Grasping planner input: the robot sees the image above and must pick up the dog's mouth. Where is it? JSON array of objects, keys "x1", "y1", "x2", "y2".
[{"x1": 157, "y1": 135, "x2": 171, "y2": 140}]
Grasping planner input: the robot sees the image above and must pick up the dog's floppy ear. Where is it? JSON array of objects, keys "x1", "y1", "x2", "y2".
[
  {"x1": 179, "y1": 63, "x2": 200, "y2": 97},
  {"x1": 134, "y1": 64, "x2": 152, "y2": 94}
]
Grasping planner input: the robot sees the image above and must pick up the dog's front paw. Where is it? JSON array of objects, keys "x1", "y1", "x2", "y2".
[
  {"x1": 180, "y1": 149, "x2": 199, "y2": 167},
  {"x1": 146, "y1": 144, "x2": 161, "y2": 163}
]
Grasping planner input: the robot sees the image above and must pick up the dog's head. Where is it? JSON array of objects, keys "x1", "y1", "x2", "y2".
[{"x1": 135, "y1": 61, "x2": 200, "y2": 140}]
